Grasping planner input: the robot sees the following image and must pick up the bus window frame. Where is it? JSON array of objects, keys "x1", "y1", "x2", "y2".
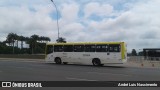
[
  {"x1": 74, "y1": 45, "x2": 84, "y2": 52},
  {"x1": 84, "y1": 45, "x2": 96, "y2": 52},
  {"x1": 54, "y1": 45, "x2": 64, "y2": 52},
  {"x1": 46, "y1": 45, "x2": 54, "y2": 54},
  {"x1": 96, "y1": 44, "x2": 108, "y2": 52},
  {"x1": 63, "y1": 45, "x2": 74, "y2": 52}
]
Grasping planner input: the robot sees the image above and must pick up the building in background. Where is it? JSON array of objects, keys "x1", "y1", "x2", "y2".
[{"x1": 143, "y1": 48, "x2": 160, "y2": 61}]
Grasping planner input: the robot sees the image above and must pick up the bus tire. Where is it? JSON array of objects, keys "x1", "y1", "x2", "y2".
[
  {"x1": 63, "y1": 62, "x2": 68, "y2": 64},
  {"x1": 100, "y1": 64, "x2": 104, "y2": 66},
  {"x1": 92, "y1": 59, "x2": 101, "y2": 66},
  {"x1": 55, "y1": 57, "x2": 62, "y2": 64}
]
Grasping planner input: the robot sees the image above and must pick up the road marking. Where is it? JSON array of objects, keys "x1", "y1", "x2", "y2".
[
  {"x1": 0, "y1": 70, "x2": 2, "y2": 73},
  {"x1": 66, "y1": 77, "x2": 98, "y2": 81},
  {"x1": 87, "y1": 72, "x2": 132, "y2": 77}
]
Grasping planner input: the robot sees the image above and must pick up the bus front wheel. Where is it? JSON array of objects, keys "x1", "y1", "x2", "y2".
[
  {"x1": 55, "y1": 57, "x2": 62, "y2": 64},
  {"x1": 92, "y1": 59, "x2": 101, "y2": 66}
]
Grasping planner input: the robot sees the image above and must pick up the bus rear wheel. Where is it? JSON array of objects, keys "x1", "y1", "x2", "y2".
[
  {"x1": 55, "y1": 57, "x2": 62, "y2": 64},
  {"x1": 63, "y1": 62, "x2": 68, "y2": 64},
  {"x1": 92, "y1": 59, "x2": 101, "y2": 66}
]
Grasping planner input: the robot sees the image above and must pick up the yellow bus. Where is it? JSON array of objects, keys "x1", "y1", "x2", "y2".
[{"x1": 45, "y1": 42, "x2": 127, "y2": 66}]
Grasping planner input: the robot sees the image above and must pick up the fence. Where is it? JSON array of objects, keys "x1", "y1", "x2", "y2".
[{"x1": 128, "y1": 56, "x2": 160, "y2": 67}]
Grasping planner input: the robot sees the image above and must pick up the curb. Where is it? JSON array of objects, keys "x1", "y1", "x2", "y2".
[
  {"x1": 126, "y1": 62, "x2": 160, "y2": 68},
  {"x1": 0, "y1": 58, "x2": 44, "y2": 61}
]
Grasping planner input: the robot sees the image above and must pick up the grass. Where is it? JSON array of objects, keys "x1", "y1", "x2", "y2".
[{"x1": 0, "y1": 54, "x2": 45, "y2": 59}]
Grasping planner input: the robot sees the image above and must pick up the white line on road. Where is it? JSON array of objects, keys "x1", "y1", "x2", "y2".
[
  {"x1": 87, "y1": 72, "x2": 132, "y2": 77},
  {"x1": 66, "y1": 77, "x2": 98, "y2": 81}
]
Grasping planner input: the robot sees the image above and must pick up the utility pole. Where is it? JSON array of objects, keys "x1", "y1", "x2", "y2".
[{"x1": 51, "y1": 0, "x2": 60, "y2": 41}]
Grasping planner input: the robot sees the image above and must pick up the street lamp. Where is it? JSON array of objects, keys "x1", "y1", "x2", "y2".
[{"x1": 51, "y1": 0, "x2": 60, "y2": 41}]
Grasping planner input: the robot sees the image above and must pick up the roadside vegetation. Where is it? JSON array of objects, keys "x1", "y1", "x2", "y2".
[
  {"x1": 0, "y1": 33, "x2": 66, "y2": 54},
  {"x1": 0, "y1": 33, "x2": 51, "y2": 54}
]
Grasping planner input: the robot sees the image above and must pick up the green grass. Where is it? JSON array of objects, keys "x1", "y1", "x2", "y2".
[{"x1": 0, "y1": 54, "x2": 45, "y2": 59}]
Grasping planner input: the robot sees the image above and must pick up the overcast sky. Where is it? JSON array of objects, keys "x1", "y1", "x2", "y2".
[{"x1": 0, "y1": 0, "x2": 160, "y2": 52}]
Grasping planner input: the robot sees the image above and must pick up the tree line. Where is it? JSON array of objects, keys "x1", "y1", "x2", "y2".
[
  {"x1": 0, "y1": 33, "x2": 67, "y2": 54},
  {"x1": 0, "y1": 33, "x2": 51, "y2": 54}
]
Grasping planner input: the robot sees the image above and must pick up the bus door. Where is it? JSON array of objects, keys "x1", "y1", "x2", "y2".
[
  {"x1": 46, "y1": 45, "x2": 54, "y2": 62},
  {"x1": 108, "y1": 44, "x2": 121, "y2": 63}
]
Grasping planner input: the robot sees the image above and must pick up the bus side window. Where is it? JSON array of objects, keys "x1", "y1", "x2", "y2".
[
  {"x1": 74, "y1": 45, "x2": 84, "y2": 52},
  {"x1": 47, "y1": 45, "x2": 53, "y2": 54},
  {"x1": 85, "y1": 45, "x2": 95, "y2": 52},
  {"x1": 64, "y1": 45, "x2": 73, "y2": 52},
  {"x1": 96, "y1": 45, "x2": 108, "y2": 52},
  {"x1": 54, "y1": 45, "x2": 63, "y2": 52},
  {"x1": 109, "y1": 44, "x2": 120, "y2": 52}
]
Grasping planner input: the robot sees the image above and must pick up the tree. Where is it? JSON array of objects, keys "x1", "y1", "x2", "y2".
[
  {"x1": 29, "y1": 34, "x2": 39, "y2": 54},
  {"x1": 44, "y1": 37, "x2": 51, "y2": 43},
  {"x1": 6, "y1": 33, "x2": 17, "y2": 54},
  {"x1": 19, "y1": 36, "x2": 26, "y2": 49},
  {"x1": 56, "y1": 37, "x2": 66, "y2": 43},
  {"x1": 15, "y1": 34, "x2": 19, "y2": 48},
  {"x1": 38, "y1": 36, "x2": 50, "y2": 43},
  {"x1": 4, "y1": 40, "x2": 11, "y2": 46},
  {"x1": 3, "y1": 33, "x2": 51, "y2": 54},
  {"x1": 39, "y1": 36, "x2": 44, "y2": 43},
  {"x1": 131, "y1": 49, "x2": 137, "y2": 56}
]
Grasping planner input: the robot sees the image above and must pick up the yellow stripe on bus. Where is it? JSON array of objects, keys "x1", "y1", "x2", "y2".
[{"x1": 46, "y1": 42, "x2": 124, "y2": 45}]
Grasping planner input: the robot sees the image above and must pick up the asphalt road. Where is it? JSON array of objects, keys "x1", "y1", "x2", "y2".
[{"x1": 0, "y1": 59, "x2": 160, "y2": 90}]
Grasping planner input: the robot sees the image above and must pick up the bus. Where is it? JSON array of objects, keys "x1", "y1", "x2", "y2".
[{"x1": 45, "y1": 42, "x2": 127, "y2": 66}]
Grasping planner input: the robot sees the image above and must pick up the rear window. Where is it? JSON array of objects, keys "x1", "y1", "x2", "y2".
[{"x1": 109, "y1": 44, "x2": 120, "y2": 52}]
